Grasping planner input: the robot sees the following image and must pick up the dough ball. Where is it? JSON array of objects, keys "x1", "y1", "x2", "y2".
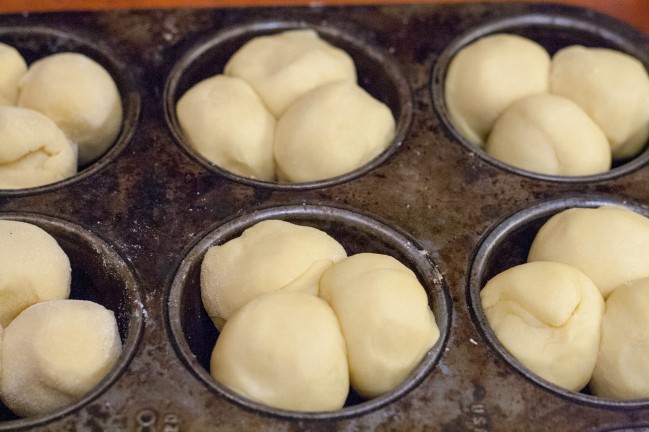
[
  {"x1": 201, "y1": 220, "x2": 347, "y2": 328},
  {"x1": 0, "y1": 220, "x2": 70, "y2": 327},
  {"x1": 1, "y1": 299, "x2": 122, "y2": 417},
  {"x1": 225, "y1": 29, "x2": 356, "y2": 117},
  {"x1": 211, "y1": 291, "x2": 349, "y2": 412},
  {"x1": 0, "y1": 106, "x2": 77, "y2": 189},
  {"x1": 275, "y1": 81, "x2": 395, "y2": 182},
  {"x1": 528, "y1": 206, "x2": 649, "y2": 297},
  {"x1": 177, "y1": 75, "x2": 275, "y2": 180},
  {"x1": 590, "y1": 278, "x2": 649, "y2": 399},
  {"x1": 319, "y1": 253, "x2": 439, "y2": 398},
  {"x1": 481, "y1": 261, "x2": 604, "y2": 391},
  {"x1": 0, "y1": 42, "x2": 26, "y2": 105},
  {"x1": 445, "y1": 33, "x2": 550, "y2": 145},
  {"x1": 18, "y1": 52, "x2": 123, "y2": 165},
  {"x1": 485, "y1": 94, "x2": 611, "y2": 176},
  {"x1": 551, "y1": 46, "x2": 649, "y2": 159}
]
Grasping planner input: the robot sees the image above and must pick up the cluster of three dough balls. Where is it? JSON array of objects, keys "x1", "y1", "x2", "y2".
[
  {"x1": 177, "y1": 29, "x2": 396, "y2": 183},
  {"x1": 445, "y1": 34, "x2": 649, "y2": 176},
  {"x1": 0, "y1": 220, "x2": 122, "y2": 417},
  {"x1": 0, "y1": 42, "x2": 122, "y2": 189},
  {"x1": 200, "y1": 219, "x2": 439, "y2": 411},
  {"x1": 481, "y1": 205, "x2": 649, "y2": 399}
]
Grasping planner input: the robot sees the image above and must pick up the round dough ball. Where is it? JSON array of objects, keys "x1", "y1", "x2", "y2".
[
  {"x1": 201, "y1": 220, "x2": 347, "y2": 328},
  {"x1": 275, "y1": 81, "x2": 395, "y2": 182},
  {"x1": 225, "y1": 29, "x2": 356, "y2": 117},
  {"x1": 481, "y1": 261, "x2": 604, "y2": 391},
  {"x1": 211, "y1": 291, "x2": 349, "y2": 412},
  {"x1": 445, "y1": 33, "x2": 550, "y2": 146},
  {"x1": 0, "y1": 106, "x2": 77, "y2": 189},
  {"x1": 0, "y1": 42, "x2": 26, "y2": 105},
  {"x1": 177, "y1": 75, "x2": 275, "y2": 180},
  {"x1": 319, "y1": 253, "x2": 439, "y2": 398},
  {"x1": 18, "y1": 52, "x2": 123, "y2": 165},
  {"x1": 551, "y1": 46, "x2": 649, "y2": 159},
  {"x1": 528, "y1": 206, "x2": 649, "y2": 297},
  {"x1": 0, "y1": 220, "x2": 71, "y2": 327},
  {"x1": 485, "y1": 94, "x2": 611, "y2": 176},
  {"x1": 1, "y1": 299, "x2": 122, "y2": 417}
]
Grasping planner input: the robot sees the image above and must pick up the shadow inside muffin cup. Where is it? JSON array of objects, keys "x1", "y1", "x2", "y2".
[
  {"x1": 431, "y1": 12, "x2": 649, "y2": 183},
  {"x1": 0, "y1": 25, "x2": 140, "y2": 197},
  {"x1": 467, "y1": 196, "x2": 649, "y2": 408},
  {"x1": 0, "y1": 212, "x2": 143, "y2": 430},
  {"x1": 163, "y1": 21, "x2": 413, "y2": 190},
  {"x1": 167, "y1": 205, "x2": 450, "y2": 419}
]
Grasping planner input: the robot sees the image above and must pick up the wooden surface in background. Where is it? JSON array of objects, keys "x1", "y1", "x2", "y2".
[{"x1": 0, "y1": 1, "x2": 647, "y2": 33}]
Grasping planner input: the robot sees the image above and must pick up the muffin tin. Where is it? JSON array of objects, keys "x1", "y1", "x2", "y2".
[{"x1": 1, "y1": 2, "x2": 649, "y2": 431}]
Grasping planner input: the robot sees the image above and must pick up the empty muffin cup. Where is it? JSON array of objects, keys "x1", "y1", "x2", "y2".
[
  {"x1": 167, "y1": 204, "x2": 450, "y2": 419},
  {"x1": 164, "y1": 21, "x2": 413, "y2": 190}
]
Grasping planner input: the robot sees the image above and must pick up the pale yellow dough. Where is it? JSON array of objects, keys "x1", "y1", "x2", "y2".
[
  {"x1": 211, "y1": 291, "x2": 349, "y2": 412},
  {"x1": 528, "y1": 206, "x2": 649, "y2": 297},
  {"x1": 0, "y1": 220, "x2": 71, "y2": 327},
  {"x1": 319, "y1": 253, "x2": 439, "y2": 398},
  {"x1": 481, "y1": 261, "x2": 603, "y2": 391},
  {"x1": 486, "y1": 94, "x2": 611, "y2": 176},
  {"x1": 445, "y1": 33, "x2": 550, "y2": 146},
  {"x1": 0, "y1": 106, "x2": 77, "y2": 189},
  {"x1": 225, "y1": 29, "x2": 356, "y2": 117},
  {"x1": 590, "y1": 278, "x2": 649, "y2": 400},
  {"x1": 18, "y1": 52, "x2": 123, "y2": 165},
  {"x1": 551, "y1": 46, "x2": 649, "y2": 159},
  {"x1": 177, "y1": 75, "x2": 275, "y2": 180},
  {"x1": 200, "y1": 220, "x2": 346, "y2": 328},
  {"x1": 1, "y1": 299, "x2": 122, "y2": 417},
  {"x1": 275, "y1": 81, "x2": 395, "y2": 182},
  {"x1": 0, "y1": 42, "x2": 26, "y2": 105}
]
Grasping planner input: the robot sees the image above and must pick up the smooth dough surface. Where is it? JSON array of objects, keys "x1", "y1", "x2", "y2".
[
  {"x1": 551, "y1": 46, "x2": 649, "y2": 159},
  {"x1": 275, "y1": 81, "x2": 395, "y2": 182},
  {"x1": 485, "y1": 94, "x2": 611, "y2": 176},
  {"x1": 319, "y1": 253, "x2": 439, "y2": 398},
  {"x1": 0, "y1": 220, "x2": 71, "y2": 327},
  {"x1": 590, "y1": 277, "x2": 649, "y2": 399},
  {"x1": 1, "y1": 299, "x2": 122, "y2": 417},
  {"x1": 177, "y1": 75, "x2": 275, "y2": 180},
  {"x1": 0, "y1": 42, "x2": 26, "y2": 105},
  {"x1": 211, "y1": 291, "x2": 349, "y2": 411},
  {"x1": 201, "y1": 220, "x2": 347, "y2": 328},
  {"x1": 481, "y1": 261, "x2": 603, "y2": 391},
  {"x1": 445, "y1": 33, "x2": 550, "y2": 146},
  {"x1": 0, "y1": 106, "x2": 77, "y2": 189},
  {"x1": 528, "y1": 206, "x2": 649, "y2": 297},
  {"x1": 18, "y1": 52, "x2": 123, "y2": 165},
  {"x1": 225, "y1": 29, "x2": 356, "y2": 117}
]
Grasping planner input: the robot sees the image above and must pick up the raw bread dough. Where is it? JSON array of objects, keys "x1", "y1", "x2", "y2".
[
  {"x1": 528, "y1": 206, "x2": 649, "y2": 297},
  {"x1": 275, "y1": 81, "x2": 395, "y2": 182},
  {"x1": 0, "y1": 220, "x2": 71, "y2": 327},
  {"x1": 0, "y1": 42, "x2": 26, "y2": 105},
  {"x1": 481, "y1": 261, "x2": 604, "y2": 391},
  {"x1": 319, "y1": 253, "x2": 439, "y2": 398},
  {"x1": 1, "y1": 299, "x2": 122, "y2": 417},
  {"x1": 211, "y1": 291, "x2": 349, "y2": 411},
  {"x1": 225, "y1": 29, "x2": 356, "y2": 117},
  {"x1": 445, "y1": 33, "x2": 550, "y2": 146},
  {"x1": 177, "y1": 75, "x2": 275, "y2": 180},
  {"x1": 486, "y1": 94, "x2": 611, "y2": 176},
  {"x1": 590, "y1": 277, "x2": 649, "y2": 399},
  {"x1": 551, "y1": 46, "x2": 649, "y2": 159},
  {"x1": 0, "y1": 106, "x2": 77, "y2": 189},
  {"x1": 18, "y1": 52, "x2": 123, "y2": 165},
  {"x1": 201, "y1": 220, "x2": 346, "y2": 328}
]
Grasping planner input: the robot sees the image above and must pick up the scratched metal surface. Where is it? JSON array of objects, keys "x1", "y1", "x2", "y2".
[{"x1": 0, "y1": 3, "x2": 648, "y2": 431}]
